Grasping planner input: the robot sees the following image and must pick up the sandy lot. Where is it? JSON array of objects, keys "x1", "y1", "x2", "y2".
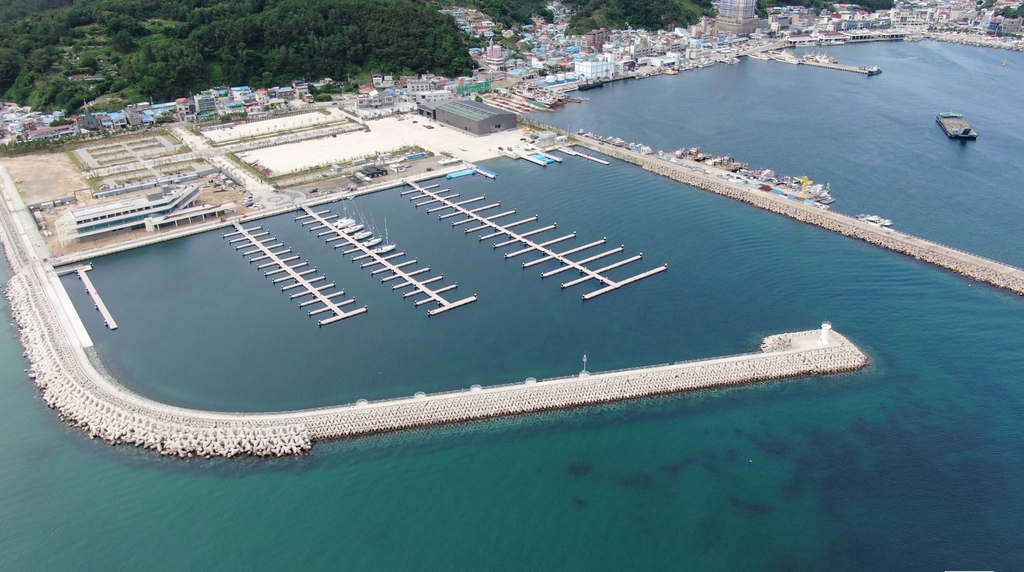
[
  {"x1": 203, "y1": 110, "x2": 346, "y2": 144},
  {"x1": 238, "y1": 116, "x2": 525, "y2": 174},
  {"x1": 1, "y1": 153, "x2": 90, "y2": 204}
]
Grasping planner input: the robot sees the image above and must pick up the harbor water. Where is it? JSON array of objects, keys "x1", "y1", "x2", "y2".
[{"x1": 2, "y1": 41, "x2": 1024, "y2": 570}]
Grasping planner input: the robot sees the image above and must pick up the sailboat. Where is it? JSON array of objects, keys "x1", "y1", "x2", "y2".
[
  {"x1": 363, "y1": 215, "x2": 383, "y2": 247},
  {"x1": 373, "y1": 219, "x2": 396, "y2": 254}
]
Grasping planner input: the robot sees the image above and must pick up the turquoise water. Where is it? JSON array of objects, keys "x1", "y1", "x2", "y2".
[{"x1": 2, "y1": 41, "x2": 1024, "y2": 569}]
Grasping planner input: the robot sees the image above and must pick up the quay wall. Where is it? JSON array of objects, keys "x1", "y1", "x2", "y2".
[{"x1": 571, "y1": 139, "x2": 1024, "y2": 296}]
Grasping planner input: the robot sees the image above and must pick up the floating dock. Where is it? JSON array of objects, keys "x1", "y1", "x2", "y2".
[
  {"x1": 474, "y1": 166, "x2": 498, "y2": 179},
  {"x1": 404, "y1": 181, "x2": 667, "y2": 300},
  {"x1": 521, "y1": 153, "x2": 550, "y2": 166},
  {"x1": 224, "y1": 223, "x2": 366, "y2": 326},
  {"x1": 446, "y1": 169, "x2": 477, "y2": 180},
  {"x1": 556, "y1": 146, "x2": 610, "y2": 165},
  {"x1": 297, "y1": 207, "x2": 477, "y2": 316},
  {"x1": 75, "y1": 265, "x2": 117, "y2": 330}
]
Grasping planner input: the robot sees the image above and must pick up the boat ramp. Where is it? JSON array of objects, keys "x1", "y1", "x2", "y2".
[
  {"x1": 402, "y1": 181, "x2": 667, "y2": 300},
  {"x1": 222, "y1": 223, "x2": 366, "y2": 326}
]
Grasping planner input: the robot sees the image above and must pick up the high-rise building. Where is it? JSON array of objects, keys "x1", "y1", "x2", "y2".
[
  {"x1": 716, "y1": 0, "x2": 760, "y2": 35},
  {"x1": 718, "y1": 0, "x2": 755, "y2": 20}
]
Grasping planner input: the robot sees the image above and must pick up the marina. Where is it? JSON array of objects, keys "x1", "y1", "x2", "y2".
[
  {"x1": 223, "y1": 223, "x2": 367, "y2": 326},
  {"x1": 296, "y1": 206, "x2": 477, "y2": 316},
  {"x1": 404, "y1": 181, "x2": 668, "y2": 300}
]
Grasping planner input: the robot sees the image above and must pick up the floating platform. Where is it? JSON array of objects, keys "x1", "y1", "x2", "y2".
[
  {"x1": 474, "y1": 166, "x2": 498, "y2": 179},
  {"x1": 403, "y1": 181, "x2": 667, "y2": 300},
  {"x1": 557, "y1": 147, "x2": 610, "y2": 165},
  {"x1": 936, "y1": 112, "x2": 978, "y2": 139},
  {"x1": 446, "y1": 169, "x2": 477, "y2": 180}
]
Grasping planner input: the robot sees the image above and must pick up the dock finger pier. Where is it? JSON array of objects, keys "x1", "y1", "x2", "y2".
[
  {"x1": 296, "y1": 206, "x2": 477, "y2": 316},
  {"x1": 402, "y1": 181, "x2": 668, "y2": 300},
  {"x1": 223, "y1": 223, "x2": 366, "y2": 326}
]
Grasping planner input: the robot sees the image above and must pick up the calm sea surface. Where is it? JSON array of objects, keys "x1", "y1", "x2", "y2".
[{"x1": 2, "y1": 41, "x2": 1023, "y2": 570}]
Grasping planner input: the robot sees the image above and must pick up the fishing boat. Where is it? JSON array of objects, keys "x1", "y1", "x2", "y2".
[{"x1": 856, "y1": 214, "x2": 893, "y2": 227}]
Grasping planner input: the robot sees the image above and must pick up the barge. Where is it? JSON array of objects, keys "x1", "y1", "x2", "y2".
[{"x1": 936, "y1": 112, "x2": 978, "y2": 139}]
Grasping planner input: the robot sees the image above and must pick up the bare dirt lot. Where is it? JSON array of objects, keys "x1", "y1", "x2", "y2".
[{"x1": 1, "y1": 153, "x2": 90, "y2": 204}]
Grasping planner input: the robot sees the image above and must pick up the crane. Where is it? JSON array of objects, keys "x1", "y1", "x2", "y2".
[{"x1": 794, "y1": 176, "x2": 813, "y2": 199}]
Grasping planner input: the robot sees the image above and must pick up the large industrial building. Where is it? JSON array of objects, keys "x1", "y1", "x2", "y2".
[{"x1": 417, "y1": 100, "x2": 515, "y2": 136}]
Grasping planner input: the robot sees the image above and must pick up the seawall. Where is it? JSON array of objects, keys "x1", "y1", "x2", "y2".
[{"x1": 571, "y1": 138, "x2": 1024, "y2": 296}]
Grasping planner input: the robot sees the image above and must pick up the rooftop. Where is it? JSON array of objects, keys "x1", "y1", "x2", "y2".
[{"x1": 436, "y1": 100, "x2": 507, "y2": 121}]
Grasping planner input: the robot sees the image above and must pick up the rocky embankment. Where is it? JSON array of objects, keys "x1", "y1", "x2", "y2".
[{"x1": 579, "y1": 142, "x2": 1024, "y2": 296}]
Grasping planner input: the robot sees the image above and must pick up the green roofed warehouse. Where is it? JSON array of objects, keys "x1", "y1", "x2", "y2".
[{"x1": 417, "y1": 100, "x2": 516, "y2": 136}]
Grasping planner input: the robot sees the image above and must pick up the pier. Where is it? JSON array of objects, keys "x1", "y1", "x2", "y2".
[
  {"x1": 404, "y1": 181, "x2": 667, "y2": 300},
  {"x1": 798, "y1": 60, "x2": 881, "y2": 75},
  {"x1": 556, "y1": 147, "x2": 610, "y2": 165},
  {"x1": 296, "y1": 206, "x2": 477, "y2": 316},
  {"x1": 224, "y1": 223, "x2": 366, "y2": 326},
  {"x1": 74, "y1": 265, "x2": 117, "y2": 330}
]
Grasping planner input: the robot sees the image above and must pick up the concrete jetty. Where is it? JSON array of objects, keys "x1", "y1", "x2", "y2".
[
  {"x1": 405, "y1": 181, "x2": 667, "y2": 300},
  {"x1": 799, "y1": 60, "x2": 880, "y2": 75},
  {"x1": 565, "y1": 140, "x2": 1024, "y2": 297},
  {"x1": 226, "y1": 223, "x2": 366, "y2": 326},
  {"x1": 298, "y1": 206, "x2": 477, "y2": 316}
]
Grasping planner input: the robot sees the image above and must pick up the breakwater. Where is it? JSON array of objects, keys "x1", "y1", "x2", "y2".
[
  {"x1": 1, "y1": 184, "x2": 869, "y2": 457},
  {"x1": 570, "y1": 139, "x2": 1024, "y2": 296}
]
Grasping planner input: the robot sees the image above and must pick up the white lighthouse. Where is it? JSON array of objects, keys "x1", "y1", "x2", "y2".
[{"x1": 818, "y1": 322, "x2": 832, "y2": 346}]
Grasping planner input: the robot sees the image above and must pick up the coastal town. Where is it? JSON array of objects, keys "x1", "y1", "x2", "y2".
[{"x1": 2, "y1": 0, "x2": 1022, "y2": 146}]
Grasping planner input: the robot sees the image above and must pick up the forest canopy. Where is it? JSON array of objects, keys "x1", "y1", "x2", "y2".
[{"x1": 0, "y1": 0, "x2": 478, "y2": 111}]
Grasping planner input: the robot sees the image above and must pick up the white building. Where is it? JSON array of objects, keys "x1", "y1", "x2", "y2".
[
  {"x1": 415, "y1": 90, "x2": 455, "y2": 104},
  {"x1": 575, "y1": 58, "x2": 615, "y2": 80}
]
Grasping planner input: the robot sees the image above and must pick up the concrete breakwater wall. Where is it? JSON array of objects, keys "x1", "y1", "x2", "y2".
[
  {"x1": 299, "y1": 329, "x2": 868, "y2": 440},
  {"x1": 4, "y1": 272, "x2": 313, "y2": 458},
  {"x1": 575, "y1": 140, "x2": 1024, "y2": 296},
  {"x1": 1, "y1": 261, "x2": 869, "y2": 457}
]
